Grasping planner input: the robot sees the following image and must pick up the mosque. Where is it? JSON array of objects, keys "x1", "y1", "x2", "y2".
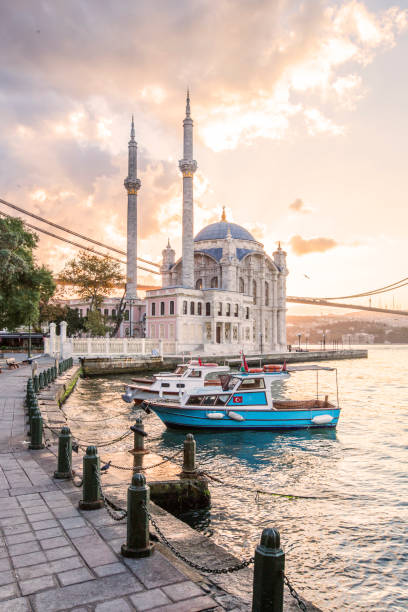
[{"x1": 124, "y1": 93, "x2": 289, "y2": 354}]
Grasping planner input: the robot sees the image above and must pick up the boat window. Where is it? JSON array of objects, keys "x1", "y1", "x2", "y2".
[
  {"x1": 204, "y1": 372, "x2": 221, "y2": 382},
  {"x1": 238, "y1": 378, "x2": 265, "y2": 390},
  {"x1": 175, "y1": 366, "x2": 187, "y2": 375},
  {"x1": 186, "y1": 395, "x2": 204, "y2": 405},
  {"x1": 201, "y1": 395, "x2": 217, "y2": 406},
  {"x1": 220, "y1": 375, "x2": 239, "y2": 391},
  {"x1": 176, "y1": 383, "x2": 185, "y2": 388},
  {"x1": 188, "y1": 370, "x2": 201, "y2": 378},
  {"x1": 215, "y1": 394, "x2": 229, "y2": 405},
  {"x1": 161, "y1": 383, "x2": 170, "y2": 388}
]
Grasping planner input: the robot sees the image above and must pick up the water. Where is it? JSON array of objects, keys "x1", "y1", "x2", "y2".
[{"x1": 64, "y1": 346, "x2": 408, "y2": 611}]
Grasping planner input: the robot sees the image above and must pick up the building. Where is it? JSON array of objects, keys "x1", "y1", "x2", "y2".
[
  {"x1": 144, "y1": 93, "x2": 288, "y2": 353},
  {"x1": 58, "y1": 92, "x2": 288, "y2": 354}
]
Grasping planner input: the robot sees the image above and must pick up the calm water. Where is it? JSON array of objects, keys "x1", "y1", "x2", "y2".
[{"x1": 64, "y1": 346, "x2": 408, "y2": 611}]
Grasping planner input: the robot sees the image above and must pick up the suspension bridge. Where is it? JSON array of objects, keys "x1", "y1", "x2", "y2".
[{"x1": 1, "y1": 197, "x2": 407, "y2": 316}]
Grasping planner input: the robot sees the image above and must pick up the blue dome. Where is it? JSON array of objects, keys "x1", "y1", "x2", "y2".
[{"x1": 194, "y1": 221, "x2": 255, "y2": 242}]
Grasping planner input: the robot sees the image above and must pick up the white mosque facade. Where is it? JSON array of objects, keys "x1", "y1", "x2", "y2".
[{"x1": 139, "y1": 94, "x2": 288, "y2": 354}]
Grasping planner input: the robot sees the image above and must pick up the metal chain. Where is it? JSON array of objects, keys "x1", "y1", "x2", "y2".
[
  {"x1": 100, "y1": 449, "x2": 183, "y2": 472},
  {"x1": 64, "y1": 445, "x2": 83, "y2": 488},
  {"x1": 76, "y1": 429, "x2": 133, "y2": 449},
  {"x1": 144, "y1": 503, "x2": 254, "y2": 574},
  {"x1": 94, "y1": 467, "x2": 127, "y2": 522},
  {"x1": 284, "y1": 575, "x2": 308, "y2": 611},
  {"x1": 61, "y1": 409, "x2": 132, "y2": 424}
]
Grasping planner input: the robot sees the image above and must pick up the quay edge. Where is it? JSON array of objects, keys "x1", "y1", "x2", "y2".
[{"x1": 80, "y1": 348, "x2": 367, "y2": 376}]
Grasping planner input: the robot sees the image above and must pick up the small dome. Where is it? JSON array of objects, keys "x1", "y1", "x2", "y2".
[{"x1": 194, "y1": 221, "x2": 255, "y2": 242}]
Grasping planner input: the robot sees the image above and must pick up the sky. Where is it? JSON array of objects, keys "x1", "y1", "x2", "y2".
[{"x1": 1, "y1": 0, "x2": 408, "y2": 313}]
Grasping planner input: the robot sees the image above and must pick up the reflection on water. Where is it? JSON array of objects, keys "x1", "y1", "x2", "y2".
[{"x1": 64, "y1": 346, "x2": 408, "y2": 611}]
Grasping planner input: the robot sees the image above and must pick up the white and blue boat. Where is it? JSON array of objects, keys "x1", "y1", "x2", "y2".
[{"x1": 144, "y1": 365, "x2": 340, "y2": 431}]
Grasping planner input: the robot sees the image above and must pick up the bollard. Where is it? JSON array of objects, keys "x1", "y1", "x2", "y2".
[
  {"x1": 252, "y1": 528, "x2": 284, "y2": 612},
  {"x1": 54, "y1": 426, "x2": 72, "y2": 479},
  {"x1": 58, "y1": 362, "x2": 62, "y2": 375},
  {"x1": 38, "y1": 371, "x2": 44, "y2": 389},
  {"x1": 33, "y1": 375, "x2": 39, "y2": 393},
  {"x1": 27, "y1": 378, "x2": 33, "y2": 389},
  {"x1": 47, "y1": 368, "x2": 52, "y2": 384},
  {"x1": 78, "y1": 446, "x2": 104, "y2": 510},
  {"x1": 182, "y1": 433, "x2": 197, "y2": 475},
  {"x1": 29, "y1": 409, "x2": 45, "y2": 450},
  {"x1": 130, "y1": 419, "x2": 148, "y2": 455},
  {"x1": 121, "y1": 472, "x2": 154, "y2": 558},
  {"x1": 53, "y1": 365, "x2": 57, "y2": 379}
]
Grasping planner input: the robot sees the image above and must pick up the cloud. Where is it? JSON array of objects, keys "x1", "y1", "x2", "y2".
[
  {"x1": 289, "y1": 198, "x2": 313, "y2": 214},
  {"x1": 0, "y1": 0, "x2": 406, "y2": 272},
  {"x1": 290, "y1": 234, "x2": 338, "y2": 255}
]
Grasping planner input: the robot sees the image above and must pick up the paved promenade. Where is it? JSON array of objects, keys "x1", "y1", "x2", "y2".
[{"x1": 0, "y1": 358, "x2": 222, "y2": 612}]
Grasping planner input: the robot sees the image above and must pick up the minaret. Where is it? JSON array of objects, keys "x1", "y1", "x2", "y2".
[
  {"x1": 179, "y1": 90, "x2": 197, "y2": 288},
  {"x1": 124, "y1": 116, "x2": 141, "y2": 299}
]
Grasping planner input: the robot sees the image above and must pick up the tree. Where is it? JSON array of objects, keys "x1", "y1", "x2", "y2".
[
  {"x1": 84, "y1": 309, "x2": 109, "y2": 337},
  {"x1": 65, "y1": 307, "x2": 86, "y2": 336},
  {"x1": 0, "y1": 217, "x2": 55, "y2": 330},
  {"x1": 59, "y1": 251, "x2": 124, "y2": 311}
]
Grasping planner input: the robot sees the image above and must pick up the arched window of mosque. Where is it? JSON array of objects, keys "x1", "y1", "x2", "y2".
[
  {"x1": 124, "y1": 310, "x2": 130, "y2": 321},
  {"x1": 253, "y1": 280, "x2": 257, "y2": 305},
  {"x1": 196, "y1": 278, "x2": 203, "y2": 289},
  {"x1": 226, "y1": 303, "x2": 231, "y2": 316},
  {"x1": 217, "y1": 302, "x2": 222, "y2": 316},
  {"x1": 234, "y1": 304, "x2": 239, "y2": 317},
  {"x1": 190, "y1": 302, "x2": 195, "y2": 315},
  {"x1": 151, "y1": 303, "x2": 156, "y2": 316},
  {"x1": 160, "y1": 301, "x2": 165, "y2": 315},
  {"x1": 183, "y1": 301, "x2": 187, "y2": 315},
  {"x1": 205, "y1": 302, "x2": 211, "y2": 316},
  {"x1": 239, "y1": 277, "x2": 245, "y2": 293},
  {"x1": 246, "y1": 307, "x2": 250, "y2": 319},
  {"x1": 211, "y1": 276, "x2": 218, "y2": 288},
  {"x1": 198, "y1": 302, "x2": 202, "y2": 315},
  {"x1": 265, "y1": 282, "x2": 269, "y2": 306},
  {"x1": 170, "y1": 301, "x2": 175, "y2": 315},
  {"x1": 104, "y1": 309, "x2": 109, "y2": 316},
  {"x1": 111, "y1": 309, "x2": 116, "y2": 318}
]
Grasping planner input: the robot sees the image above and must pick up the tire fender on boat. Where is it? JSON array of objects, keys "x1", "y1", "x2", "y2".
[
  {"x1": 227, "y1": 411, "x2": 245, "y2": 422},
  {"x1": 207, "y1": 412, "x2": 224, "y2": 420},
  {"x1": 311, "y1": 414, "x2": 333, "y2": 425}
]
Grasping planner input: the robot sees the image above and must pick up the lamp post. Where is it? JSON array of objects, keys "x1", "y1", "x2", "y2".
[
  {"x1": 27, "y1": 317, "x2": 32, "y2": 360},
  {"x1": 296, "y1": 332, "x2": 301, "y2": 351},
  {"x1": 322, "y1": 330, "x2": 326, "y2": 350},
  {"x1": 305, "y1": 334, "x2": 309, "y2": 351}
]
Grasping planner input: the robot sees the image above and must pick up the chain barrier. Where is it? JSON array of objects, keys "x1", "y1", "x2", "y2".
[
  {"x1": 144, "y1": 503, "x2": 254, "y2": 574},
  {"x1": 65, "y1": 445, "x2": 83, "y2": 488},
  {"x1": 284, "y1": 574, "x2": 308, "y2": 611},
  {"x1": 202, "y1": 471, "x2": 320, "y2": 500},
  {"x1": 60, "y1": 408, "x2": 132, "y2": 424},
  {"x1": 76, "y1": 429, "x2": 133, "y2": 450},
  {"x1": 100, "y1": 449, "x2": 183, "y2": 472},
  {"x1": 94, "y1": 467, "x2": 127, "y2": 522}
]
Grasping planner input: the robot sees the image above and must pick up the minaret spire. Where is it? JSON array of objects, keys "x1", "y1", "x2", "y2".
[
  {"x1": 179, "y1": 90, "x2": 197, "y2": 288},
  {"x1": 124, "y1": 116, "x2": 141, "y2": 302}
]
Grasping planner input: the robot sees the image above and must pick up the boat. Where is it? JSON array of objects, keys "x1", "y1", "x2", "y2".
[
  {"x1": 122, "y1": 359, "x2": 290, "y2": 405},
  {"x1": 143, "y1": 365, "x2": 340, "y2": 430}
]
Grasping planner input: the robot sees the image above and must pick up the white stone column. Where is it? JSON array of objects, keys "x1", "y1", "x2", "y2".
[
  {"x1": 272, "y1": 309, "x2": 278, "y2": 350},
  {"x1": 49, "y1": 322, "x2": 56, "y2": 356}
]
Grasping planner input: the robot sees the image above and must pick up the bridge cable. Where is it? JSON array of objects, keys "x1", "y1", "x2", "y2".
[
  {"x1": 0, "y1": 211, "x2": 159, "y2": 275},
  {"x1": 0, "y1": 197, "x2": 160, "y2": 269}
]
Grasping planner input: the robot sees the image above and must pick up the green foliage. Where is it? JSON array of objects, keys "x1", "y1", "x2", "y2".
[
  {"x1": 59, "y1": 251, "x2": 124, "y2": 310},
  {"x1": 0, "y1": 217, "x2": 55, "y2": 330},
  {"x1": 84, "y1": 309, "x2": 109, "y2": 337},
  {"x1": 65, "y1": 307, "x2": 86, "y2": 336}
]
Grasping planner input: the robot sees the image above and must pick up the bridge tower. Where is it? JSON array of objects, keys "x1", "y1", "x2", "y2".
[
  {"x1": 124, "y1": 116, "x2": 141, "y2": 300},
  {"x1": 179, "y1": 90, "x2": 197, "y2": 289}
]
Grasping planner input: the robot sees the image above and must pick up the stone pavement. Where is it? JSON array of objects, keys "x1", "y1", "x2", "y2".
[{"x1": 0, "y1": 358, "x2": 222, "y2": 611}]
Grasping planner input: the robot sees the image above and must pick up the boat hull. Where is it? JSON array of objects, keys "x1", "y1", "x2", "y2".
[{"x1": 148, "y1": 404, "x2": 341, "y2": 431}]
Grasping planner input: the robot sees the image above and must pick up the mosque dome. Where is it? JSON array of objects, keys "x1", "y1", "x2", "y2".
[{"x1": 194, "y1": 221, "x2": 255, "y2": 242}]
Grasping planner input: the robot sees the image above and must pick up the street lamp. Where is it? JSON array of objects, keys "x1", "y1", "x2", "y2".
[
  {"x1": 27, "y1": 316, "x2": 32, "y2": 360},
  {"x1": 305, "y1": 334, "x2": 309, "y2": 351},
  {"x1": 297, "y1": 332, "x2": 302, "y2": 351}
]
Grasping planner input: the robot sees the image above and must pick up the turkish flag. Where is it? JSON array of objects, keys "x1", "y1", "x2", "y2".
[{"x1": 233, "y1": 396, "x2": 243, "y2": 404}]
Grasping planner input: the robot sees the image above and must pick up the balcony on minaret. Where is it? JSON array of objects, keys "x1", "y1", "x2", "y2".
[
  {"x1": 124, "y1": 177, "x2": 141, "y2": 195},
  {"x1": 178, "y1": 159, "x2": 197, "y2": 179}
]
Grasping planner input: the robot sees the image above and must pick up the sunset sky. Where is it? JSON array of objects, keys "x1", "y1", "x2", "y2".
[{"x1": 1, "y1": 0, "x2": 408, "y2": 312}]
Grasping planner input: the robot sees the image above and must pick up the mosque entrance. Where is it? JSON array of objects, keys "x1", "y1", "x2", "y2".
[{"x1": 216, "y1": 323, "x2": 221, "y2": 344}]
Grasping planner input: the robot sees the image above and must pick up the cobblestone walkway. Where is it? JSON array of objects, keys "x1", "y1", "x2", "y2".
[{"x1": 0, "y1": 359, "x2": 221, "y2": 611}]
